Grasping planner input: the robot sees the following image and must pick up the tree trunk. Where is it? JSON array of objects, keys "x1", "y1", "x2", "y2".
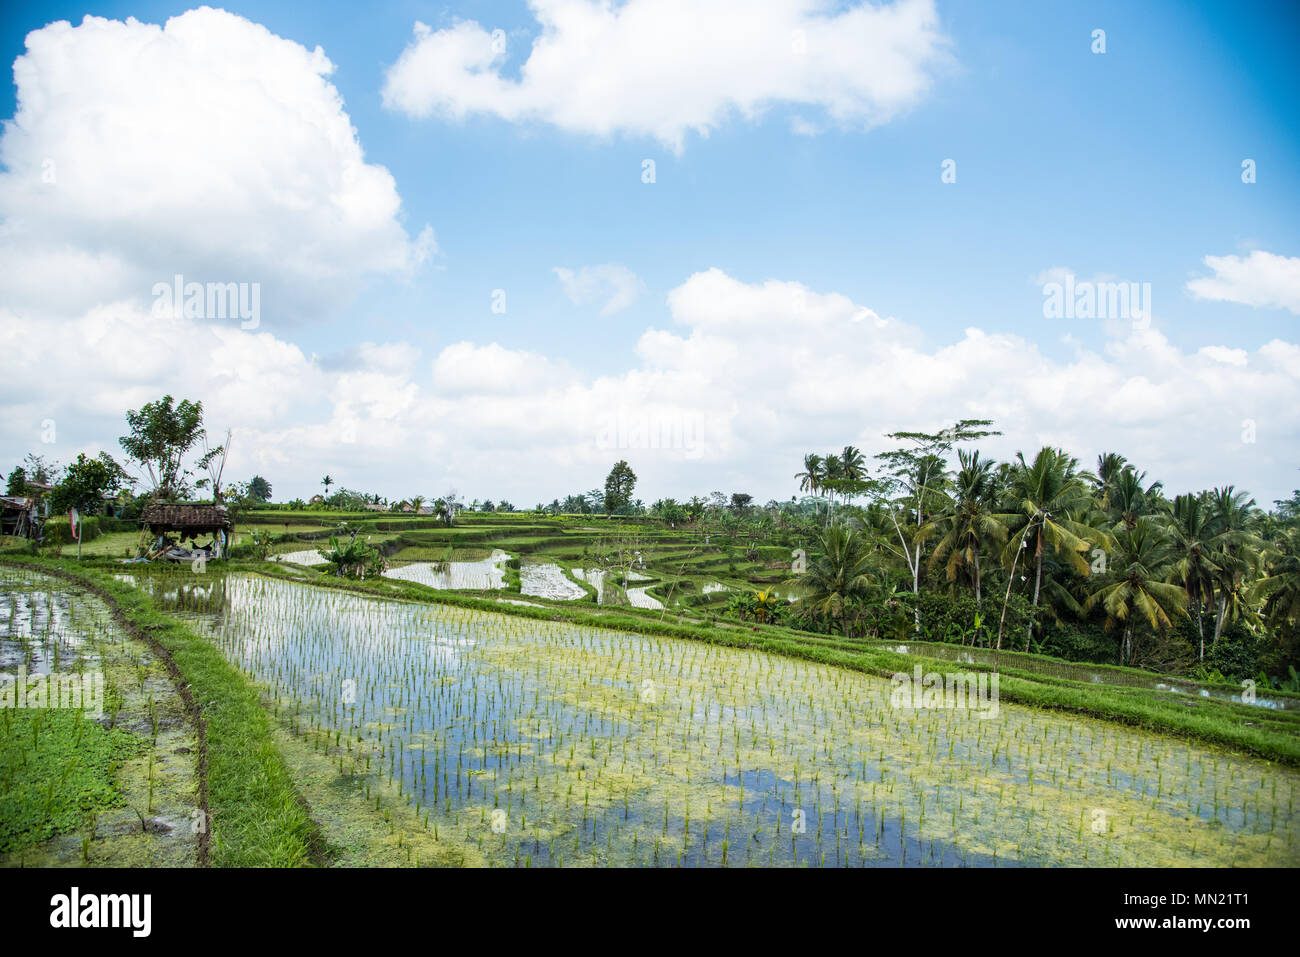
[
  {"x1": 1213, "y1": 596, "x2": 1227, "y2": 646},
  {"x1": 912, "y1": 558, "x2": 921, "y2": 635},
  {"x1": 1193, "y1": 597, "x2": 1204, "y2": 662},
  {"x1": 1027, "y1": 535, "x2": 1043, "y2": 652}
]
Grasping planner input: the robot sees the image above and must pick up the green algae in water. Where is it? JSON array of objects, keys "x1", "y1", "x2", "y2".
[
  {"x1": 0, "y1": 567, "x2": 200, "y2": 866},
  {"x1": 0, "y1": 709, "x2": 142, "y2": 852},
  {"x1": 173, "y1": 574, "x2": 1299, "y2": 867}
]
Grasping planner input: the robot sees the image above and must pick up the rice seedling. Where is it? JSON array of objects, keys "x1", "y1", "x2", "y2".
[{"x1": 157, "y1": 572, "x2": 1300, "y2": 867}]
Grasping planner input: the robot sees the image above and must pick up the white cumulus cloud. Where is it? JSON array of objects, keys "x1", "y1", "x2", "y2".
[
  {"x1": 0, "y1": 8, "x2": 433, "y2": 320},
  {"x1": 4, "y1": 269, "x2": 1298, "y2": 505},
  {"x1": 1187, "y1": 251, "x2": 1300, "y2": 315},
  {"x1": 381, "y1": 0, "x2": 951, "y2": 151}
]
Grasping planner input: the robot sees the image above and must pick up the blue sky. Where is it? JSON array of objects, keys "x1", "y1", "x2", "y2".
[{"x1": 1, "y1": 1, "x2": 1298, "y2": 504}]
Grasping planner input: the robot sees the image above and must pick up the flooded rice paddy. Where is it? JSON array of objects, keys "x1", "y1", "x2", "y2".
[
  {"x1": 142, "y1": 573, "x2": 1297, "y2": 867},
  {"x1": 271, "y1": 549, "x2": 328, "y2": 566},
  {"x1": 572, "y1": 569, "x2": 663, "y2": 609},
  {"x1": 880, "y1": 641, "x2": 1299, "y2": 712},
  {"x1": 0, "y1": 567, "x2": 199, "y2": 866},
  {"x1": 519, "y1": 562, "x2": 587, "y2": 601},
  {"x1": 383, "y1": 550, "x2": 509, "y2": 591}
]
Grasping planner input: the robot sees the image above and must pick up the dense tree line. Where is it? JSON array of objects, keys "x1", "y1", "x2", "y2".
[{"x1": 777, "y1": 423, "x2": 1298, "y2": 687}]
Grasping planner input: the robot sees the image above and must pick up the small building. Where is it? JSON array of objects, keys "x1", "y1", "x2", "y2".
[
  {"x1": 140, "y1": 503, "x2": 233, "y2": 560},
  {"x1": 1, "y1": 495, "x2": 36, "y2": 537}
]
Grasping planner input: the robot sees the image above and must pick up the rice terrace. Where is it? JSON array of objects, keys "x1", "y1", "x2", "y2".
[
  {"x1": 3, "y1": 398, "x2": 1298, "y2": 872},
  {"x1": 0, "y1": 0, "x2": 1297, "y2": 938}
]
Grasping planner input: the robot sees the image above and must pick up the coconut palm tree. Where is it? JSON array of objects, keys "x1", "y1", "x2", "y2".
[
  {"x1": 821, "y1": 454, "x2": 845, "y2": 505},
  {"x1": 1091, "y1": 452, "x2": 1128, "y2": 509},
  {"x1": 788, "y1": 522, "x2": 874, "y2": 639},
  {"x1": 997, "y1": 447, "x2": 1102, "y2": 651},
  {"x1": 321, "y1": 474, "x2": 334, "y2": 497},
  {"x1": 794, "y1": 454, "x2": 824, "y2": 497},
  {"x1": 1165, "y1": 492, "x2": 1220, "y2": 662},
  {"x1": 920, "y1": 449, "x2": 1007, "y2": 609},
  {"x1": 841, "y1": 446, "x2": 865, "y2": 479},
  {"x1": 1084, "y1": 517, "x2": 1187, "y2": 665},
  {"x1": 1108, "y1": 467, "x2": 1163, "y2": 530},
  {"x1": 1255, "y1": 526, "x2": 1300, "y2": 634},
  {"x1": 1206, "y1": 486, "x2": 1261, "y2": 647}
]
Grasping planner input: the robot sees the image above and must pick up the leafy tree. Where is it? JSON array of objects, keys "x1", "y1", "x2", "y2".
[
  {"x1": 876, "y1": 419, "x2": 1001, "y2": 631},
  {"x1": 1091, "y1": 452, "x2": 1129, "y2": 509},
  {"x1": 920, "y1": 449, "x2": 1006, "y2": 609},
  {"x1": 1206, "y1": 486, "x2": 1262, "y2": 647},
  {"x1": 1273, "y1": 489, "x2": 1300, "y2": 522},
  {"x1": 996, "y1": 447, "x2": 1101, "y2": 650},
  {"x1": 14, "y1": 454, "x2": 58, "y2": 487},
  {"x1": 119, "y1": 395, "x2": 208, "y2": 500},
  {"x1": 603, "y1": 461, "x2": 637, "y2": 513},
  {"x1": 1085, "y1": 517, "x2": 1187, "y2": 665},
  {"x1": 1107, "y1": 467, "x2": 1163, "y2": 530},
  {"x1": 790, "y1": 523, "x2": 875, "y2": 640},
  {"x1": 651, "y1": 498, "x2": 686, "y2": 524},
  {"x1": 49, "y1": 452, "x2": 133, "y2": 515},
  {"x1": 1256, "y1": 527, "x2": 1300, "y2": 631},
  {"x1": 247, "y1": 475, "x2": 273, "y2": 503},
  {"x1": 1165, "y1": 492, "x2": 1219, "y2": 662},
  {"x1": 322, "y1": 534, "x2": 384, "y2": 579},
  {"x1": 5, "y1": 467, "x2": 26, "y2": 496},
  {"x1": 794, "y1": 454, "x2": 823, "y2": 497}
]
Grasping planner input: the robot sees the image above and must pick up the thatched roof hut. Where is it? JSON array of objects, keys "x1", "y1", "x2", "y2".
[{"x1": 141, "y1": 503, "x2": 232, "y2": 536}]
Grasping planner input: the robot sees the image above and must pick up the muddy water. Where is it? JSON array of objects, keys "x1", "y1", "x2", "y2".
[
  {"x1": 520, "y1": 562, "x2": 586, "y2": 600},
  {"x1": 384, "y1": 550, "x2": 509, "y2": 590},
  {"x1": 574, "y1": 569, "x2": 664, "y2": 609},
  {"x1": 272, "y1": 549, "x2": 328, "y2": 566},
  {"x1": 141, "y1": 573, "x2": 1298, "y2": 867}
]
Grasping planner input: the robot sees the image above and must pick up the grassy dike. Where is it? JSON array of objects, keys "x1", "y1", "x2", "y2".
[
  {"x1": 242, "y1": 558, "x2": 1300, "y2": 767},
  {"x1": 0, "y1": 556, "x2": 323, "y2": 866}
]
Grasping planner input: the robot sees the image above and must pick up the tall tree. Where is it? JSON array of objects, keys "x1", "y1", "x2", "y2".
[
  {"x1": 821, "y1": 454, "x2": 845, "y2": 505},
  {"x1": 1165, "y1": 492, "x2": 1219, "y2": 662},
  {"x1": 49, "y1": 452, "x2": 132, "y2": 514},
  {"x1": 877, "y1": 419, "x2": 1001, "y2": 633},
  {"x1": 920, "y1": 449, "x2": 1006, "y2": 609},
  {"x1": 1085, "y1": 517, "x2": 1187, "y2": 665},
  {"x1": 119, "y1": 395, "x2": 207, "y2": 500},
  {"x1": 1107, "y1": 467, "x2": 1162, "y2": 530},
  {"x1": 247, "y1": 475, "x2": 273, "y2": 503},
  {"x1": 794, "y1": 453, "x2": 824, "y2": 497},
  {"x1": 1256, "y1": 527, "x2": 1300, "y2": 636},
  {"x1": 790, "y1": 522, "x2": 875, "y2": 640},
  {"x1": 1091, "y1": 452, "x2": 1129, "y2": 510},
  {"x1": 603, "y1": 461, "x2": 637, "y2": 513},
  {"x1": 996, "y1": 447, "x2": 1100, "y2": 651},
  {"x1": 1206, "y1": 486, "x2": 1261, "y2": 647}
]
